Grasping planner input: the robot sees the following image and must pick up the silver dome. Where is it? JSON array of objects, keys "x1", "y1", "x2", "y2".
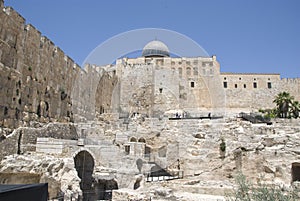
[{"x1": 142, "y1": 40, "x2": 170, "y2": 57}]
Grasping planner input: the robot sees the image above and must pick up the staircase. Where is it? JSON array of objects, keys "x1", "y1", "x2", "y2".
[
  {"x1": 240, "y1": 112, "x2": 272, "y2": 125},
  {"x1": 144, "y1": 159, "x2": 184, "y2": 182}
]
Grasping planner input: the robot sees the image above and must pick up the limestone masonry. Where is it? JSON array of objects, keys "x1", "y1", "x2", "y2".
[{"x1": 1, "y1": 1, "x2": 300, "y2": 201}]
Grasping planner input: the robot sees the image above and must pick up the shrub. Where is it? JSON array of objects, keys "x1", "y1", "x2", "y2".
[
  {"x1": 220, "y1": 138, "x2": 226, "y2": 152},
  {"x1": 226, "y1": 173, "x2": 300, "y2": 201}
]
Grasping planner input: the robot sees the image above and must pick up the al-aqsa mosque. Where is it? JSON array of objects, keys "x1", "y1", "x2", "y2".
[{"x1": 86, "y1": 39, "x2": 300, "y2": 119}]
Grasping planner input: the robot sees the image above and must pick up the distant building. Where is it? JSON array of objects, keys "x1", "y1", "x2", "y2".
[{"x1": 97, "y1": 40, "x2": 300, "y2": 117}]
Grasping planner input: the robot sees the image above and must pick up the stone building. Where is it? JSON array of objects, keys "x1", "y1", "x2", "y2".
[{"x1": 105, "y1": 40, "x2": 299, "y2": 118}]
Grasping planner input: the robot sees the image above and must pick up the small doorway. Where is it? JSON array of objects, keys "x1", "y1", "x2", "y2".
[{"x1": 292, "y1": 163, "x2": 300, "y2": 182}]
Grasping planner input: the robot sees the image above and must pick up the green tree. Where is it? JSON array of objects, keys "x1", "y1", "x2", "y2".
[
  {"x1": 291, "y1": 101, "x2": 300, "y2": 118},
  {"x1": 273, "y1": 92, "x2": 294, "y2": 118}
]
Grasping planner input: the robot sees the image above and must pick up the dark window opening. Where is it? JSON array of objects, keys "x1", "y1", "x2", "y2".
[
  {"x1": 130, "y1": 137, "x2": 137, "y2": 142},
  {"x1": 4, "y1": 106, "x2": 8, "y2": 116},
  {"x1": 138, "y1": 138, "x2": 146, "y2": 143},
  {"x1": 268, "y1": 82, "x2": 272, "y2": 89},
  {"x1": 125, "y1": 145, "x2": 130, "y2": 155},
  {"x1": 15, "y1": 108, "x2": 19, "y2": 119},
  {"x1": 253, "y1": 82, "x2": 257, "y2": 88},
  {"x1": 224, "y1": 77, "x2": 227, "y2": 80},
  {"x1": 223, "y1": 82, "x2": 227, "y2": 88},
  {"x1": 191, "y1": 82, "x2": 195, "y2": 88},
  {"x1": 159, "y1": 88, "x2": 163, "y2": 93},
  {"x1": 100, "y1": 106, "x2": 105, "y2": 114},
  {"x1": 235, "y1": 84, "x2": 238, "y2": 88},
  {"x1": 292, "y1": 163, "x2": 300, "y2": 182},
  {"x1": 239, "y1": 77, "x2": 241, "y2": 80},
  {"x1": 145, "y1": 146, "x2": 151, "y2": 159},
  {"x1": 244, "y1": 84, "x2": 246, "y2": 88}
]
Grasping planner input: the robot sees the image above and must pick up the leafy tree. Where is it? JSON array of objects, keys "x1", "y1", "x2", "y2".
[
  {"x1": 291, "y1": 101, "x2": 300, "y2": 118},
  {"x1": 273, "y1": 92, "x2": 294, "y2": 118}
]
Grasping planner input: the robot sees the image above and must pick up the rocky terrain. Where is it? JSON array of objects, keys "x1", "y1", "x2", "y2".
[{"x1": 0, "y1": 116, "x2": 299, "y2": 200}]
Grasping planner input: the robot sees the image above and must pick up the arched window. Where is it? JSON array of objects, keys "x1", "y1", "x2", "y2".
[
  {"x1": 130, "y1": 137, "x2": 137, "y2": 142},
  {"x1": 138, "y1": 137, "x2": 146, "y2": 143}
]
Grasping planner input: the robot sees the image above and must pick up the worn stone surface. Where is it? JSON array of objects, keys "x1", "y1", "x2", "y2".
[
  {"x1": 0, "y1": 153, "x2": 81, "y2": 200},
  {"x1": 0, "y1": 122, "x2": 78, "y2": 160},
  {"x1": 1, "y1": 117, "x2": 300, "y2": 200}
]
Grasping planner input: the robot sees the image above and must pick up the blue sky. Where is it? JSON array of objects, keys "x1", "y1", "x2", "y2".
[{"x1": 5, "y1": 0, "x2": 300, "y2": 78}]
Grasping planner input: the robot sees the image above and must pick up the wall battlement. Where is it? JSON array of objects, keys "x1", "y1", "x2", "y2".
[{"x1": 281, "y1": 78, "x2": 300, "y2": 83}]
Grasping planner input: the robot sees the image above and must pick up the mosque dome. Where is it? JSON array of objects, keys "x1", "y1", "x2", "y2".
[{"x1": 142, "y1": 40, "x2": 170, "y2": 57}]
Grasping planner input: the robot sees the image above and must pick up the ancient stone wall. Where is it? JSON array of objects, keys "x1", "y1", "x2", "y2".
[
  {"x1": 0, "y1": 123, "x2": 78, "y2": 160},
  {"x1": 115, "y1": 56, "x2": 225, "y2": 117},
  {"x1": 221, "y1": 73, "x2": 300, "y2": 111},
  {"x1": 280, "y1": 78, "x2": 300, "y2": 101},
  {"x1": 0, "y1": 5, "x2": 83, "y2": 128},
  {"x1": 0, "y1": 4, "x2": 118, "y2": 128},
  {"x1": 95, "y1": 70, "x2": 118, "y2": 115}
]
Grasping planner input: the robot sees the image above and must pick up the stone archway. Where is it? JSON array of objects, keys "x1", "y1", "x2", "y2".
[{"x1": 74, "y1": 150, "x2": 95, "y2": 201}]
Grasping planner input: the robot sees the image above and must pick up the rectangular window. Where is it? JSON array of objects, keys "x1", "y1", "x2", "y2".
[
  {"x1": 159, "y1": 88, "x2": 163, "y2": 93},
  {"x1": 191, "y1": 82, "x2": 195, "y2": 88},
  {"x1": 253, "y1": 82, "x2": 257, "y2": 88},
  {"x1": 267, "y1": 82, "x2": 272, "y2": 89},
  {"x1": 125, "y1": 145, "x2": 130, "y2": 155},
  {"x1": 244, "y1": 84, "x2": 246, "y2": 88},
  {"x1": 223, "y1": 82, "x2": 227, "y2": 88},
  {"x1": 235, "y1": 84, "x2": 238, "y2": 88}
]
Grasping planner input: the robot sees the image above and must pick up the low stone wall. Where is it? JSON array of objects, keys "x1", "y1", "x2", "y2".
[{"x1": 0, "y1": 123, "x2": 78, "y2": 160}]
